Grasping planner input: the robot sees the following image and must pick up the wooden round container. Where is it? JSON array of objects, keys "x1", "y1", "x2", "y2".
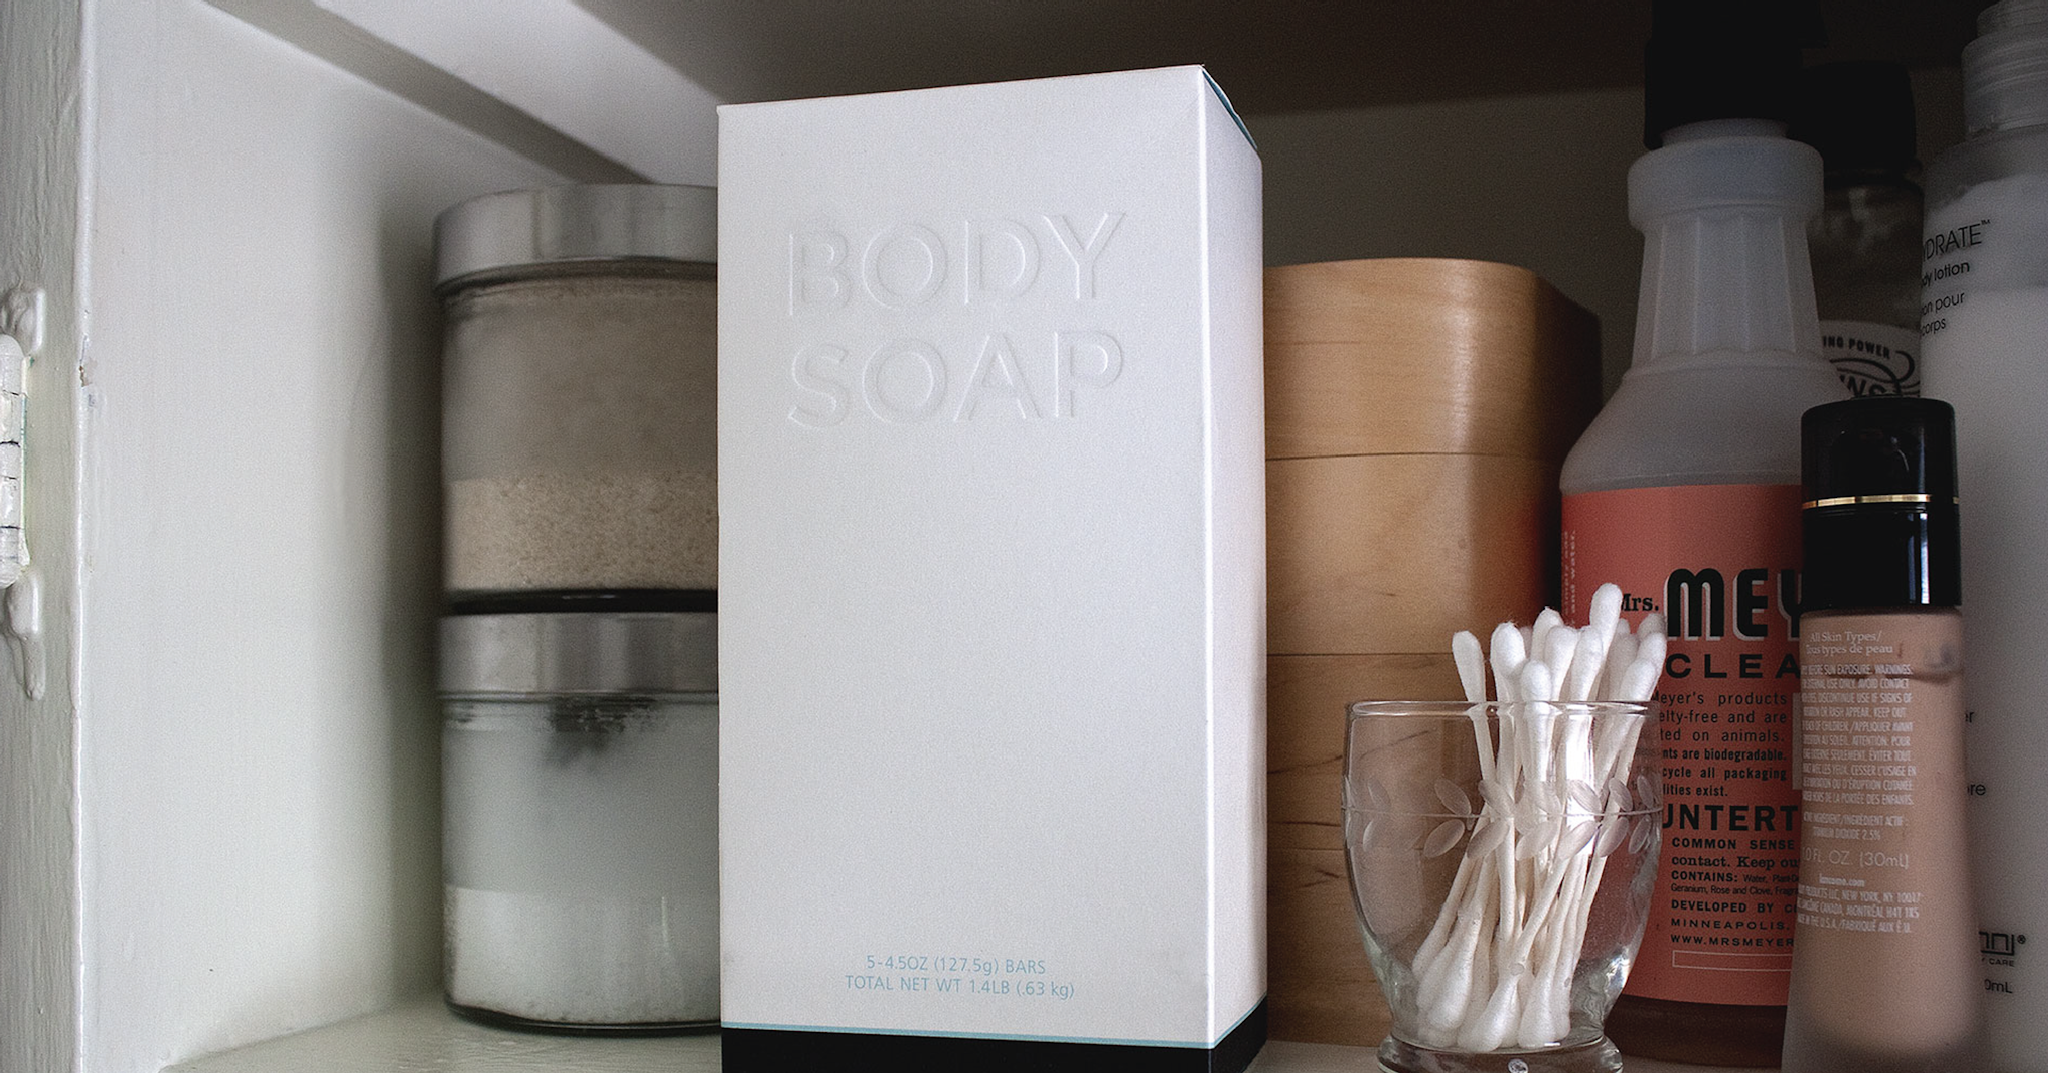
[
  {"x1": 1264, "y1": 258, "x2": 1600, "y2": 661},
  {"x1": 1262, "y1": 258, "x2": 1601, "y2": 1046}
]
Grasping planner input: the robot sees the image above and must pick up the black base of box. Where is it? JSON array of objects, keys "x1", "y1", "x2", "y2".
[{"x1": 722, "y1": 998, "x2": 1268, "y2": 1073}]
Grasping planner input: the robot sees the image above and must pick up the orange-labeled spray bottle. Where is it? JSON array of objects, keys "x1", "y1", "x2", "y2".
[{"x1": 1559, "y1": 2, "x2": 1847, "y2": 1064}]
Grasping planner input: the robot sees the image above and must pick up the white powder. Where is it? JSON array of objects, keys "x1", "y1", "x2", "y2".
[
  {"x1": 442, "y1": 697, "x2": 718, "y2": 1027},
  {"x1": 445, "y1": 468, "x2": 718, "y2": 592},
  {"x1": 446, "y1": 887, "x2": 719, "y2": 1027}
]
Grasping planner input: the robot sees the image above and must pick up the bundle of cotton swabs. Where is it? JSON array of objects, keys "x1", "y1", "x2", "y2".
[{"x1": 1406, "y1": 582, "x2": 1661, "y2": 1052}]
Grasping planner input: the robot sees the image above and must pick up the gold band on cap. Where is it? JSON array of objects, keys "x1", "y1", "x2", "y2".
[{"x1": 1802, "y1": 493, "x2": 1957, "y2": 509}]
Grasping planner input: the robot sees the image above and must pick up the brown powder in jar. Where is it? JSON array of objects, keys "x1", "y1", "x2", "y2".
[
  {"x1": 441, "y1": 266, "x2": 717, "y2": 594},
  {"x1": 446, "y1": 469, "x2": 718, "y2": 593}
]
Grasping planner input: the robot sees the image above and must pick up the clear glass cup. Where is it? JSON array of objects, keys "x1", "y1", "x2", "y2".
[{"x1": 1344, "y1": 701, "x2": 1662, "y2": 1073}]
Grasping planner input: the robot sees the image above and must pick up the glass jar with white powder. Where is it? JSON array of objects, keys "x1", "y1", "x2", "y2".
[
  {"x1": 435, "y1": 184, "x2": 716, "y2": 601},
  {"x1": 439, "y1": 609, "x2": 718, "y2": 1032}
]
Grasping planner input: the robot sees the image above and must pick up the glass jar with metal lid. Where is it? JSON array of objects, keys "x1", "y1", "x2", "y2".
[
  {"x1": 435, "y1": 184, "x2": 716, "y2": 601},
  {"x1": 439, "y1": 608, "x2": 718, "y2": 1032}
]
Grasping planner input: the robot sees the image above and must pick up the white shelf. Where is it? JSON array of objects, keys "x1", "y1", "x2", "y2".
[
  {"x1": 163, "y1": 999, "x2": 721, "y2": 1073},
  {"x1": 202, "y1": 0, "x2": 717, "y2": 184},
  {"x1": 165, "y1": 996, "x2": 1768, "y2": 1073}
]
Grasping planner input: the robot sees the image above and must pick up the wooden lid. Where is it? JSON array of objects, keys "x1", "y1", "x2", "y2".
[{"x1": 1265, "y1": 258, "x2": 1601, "y2": 462}]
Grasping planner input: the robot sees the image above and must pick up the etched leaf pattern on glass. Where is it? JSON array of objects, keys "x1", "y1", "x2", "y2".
[{"x1": 1356, "y1": 768, "x2": 1660, "y2": 860}]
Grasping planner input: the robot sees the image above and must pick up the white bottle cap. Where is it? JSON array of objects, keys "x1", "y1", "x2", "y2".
[
  {"x1": 1628, "y1": 134, "x2": 1822, "y2": 227},
  {"x1": 1627, "y1": 134, "x2": 1824, "y2": 365},
  {"x1": 1966, "y1": 0, "x2": 2048, "y2": 134}
]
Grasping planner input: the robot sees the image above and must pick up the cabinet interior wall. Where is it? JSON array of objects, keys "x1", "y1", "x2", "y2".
[{"x1": 0, "y1": 1, "x2": 1970, "y2": 1069}]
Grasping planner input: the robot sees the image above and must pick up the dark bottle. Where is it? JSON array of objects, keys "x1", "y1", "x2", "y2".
[{"x1": 1794, "y1": 61, "x2": 1924, "y2": 396}]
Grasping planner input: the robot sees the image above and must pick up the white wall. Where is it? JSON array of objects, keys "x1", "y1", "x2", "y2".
[
  {"x1": 1251, "y1": 88, "x2": 1646, "y2": 394},
  {"x1": 0, "y1": 1, "x2": 85, "y2": 1071},
  {"x1": 75, "y1": 1, "x2": 561, "y2": 1068}
]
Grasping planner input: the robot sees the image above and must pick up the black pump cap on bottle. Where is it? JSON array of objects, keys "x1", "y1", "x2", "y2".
[
  {"x1": 1791, "y1": 61, "x2": 1919, "y2": 177},
  {"x1": 1801, "y1": 397, "x2": 1961, "y2": 613},
  {"x1": 1643, "y1": 0, "x2": 1824, "y2": 147}
]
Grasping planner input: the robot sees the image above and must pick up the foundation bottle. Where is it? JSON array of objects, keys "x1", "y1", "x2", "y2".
[{"x1": 1783, "y1": 396, "x2": 1980, "y2": 1072}]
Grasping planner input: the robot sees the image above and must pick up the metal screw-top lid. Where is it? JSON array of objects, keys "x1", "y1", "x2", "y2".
[
  {"x1": 1801, "y1": 397, "x2": 1961, "y2": 612},
  {"x1": 439, "y1": 612, "x2": 717, "y2": 694},
  {"x1": 433, "y1": 184, "x2": 716, "y2": 291}
]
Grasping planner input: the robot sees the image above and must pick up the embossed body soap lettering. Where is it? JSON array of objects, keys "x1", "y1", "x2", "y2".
[{"x1": 786, "y1": 213, "x2": 1127, "y2": 426}]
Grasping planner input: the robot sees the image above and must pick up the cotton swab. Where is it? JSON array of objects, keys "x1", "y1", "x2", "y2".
[
  {"x1": 1488, "y1": 622, "x2": 1527, "y2": 703},
  {"x1": 1400, "y1": 582, "x2": 1660, "y2": 1052},
  {"x1": 1453, "y1": 630, "x2": 1489, "y2": 714}
]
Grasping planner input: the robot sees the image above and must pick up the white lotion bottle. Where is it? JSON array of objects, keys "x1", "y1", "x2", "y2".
[{"x1": 1920, "y1": 2, "x2": 2048, "y2": 1067}]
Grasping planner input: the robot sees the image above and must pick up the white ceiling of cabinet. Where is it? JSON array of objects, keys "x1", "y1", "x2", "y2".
[{"x1": 569, "y1": 0, "x2": 1982, "y2": 115}]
